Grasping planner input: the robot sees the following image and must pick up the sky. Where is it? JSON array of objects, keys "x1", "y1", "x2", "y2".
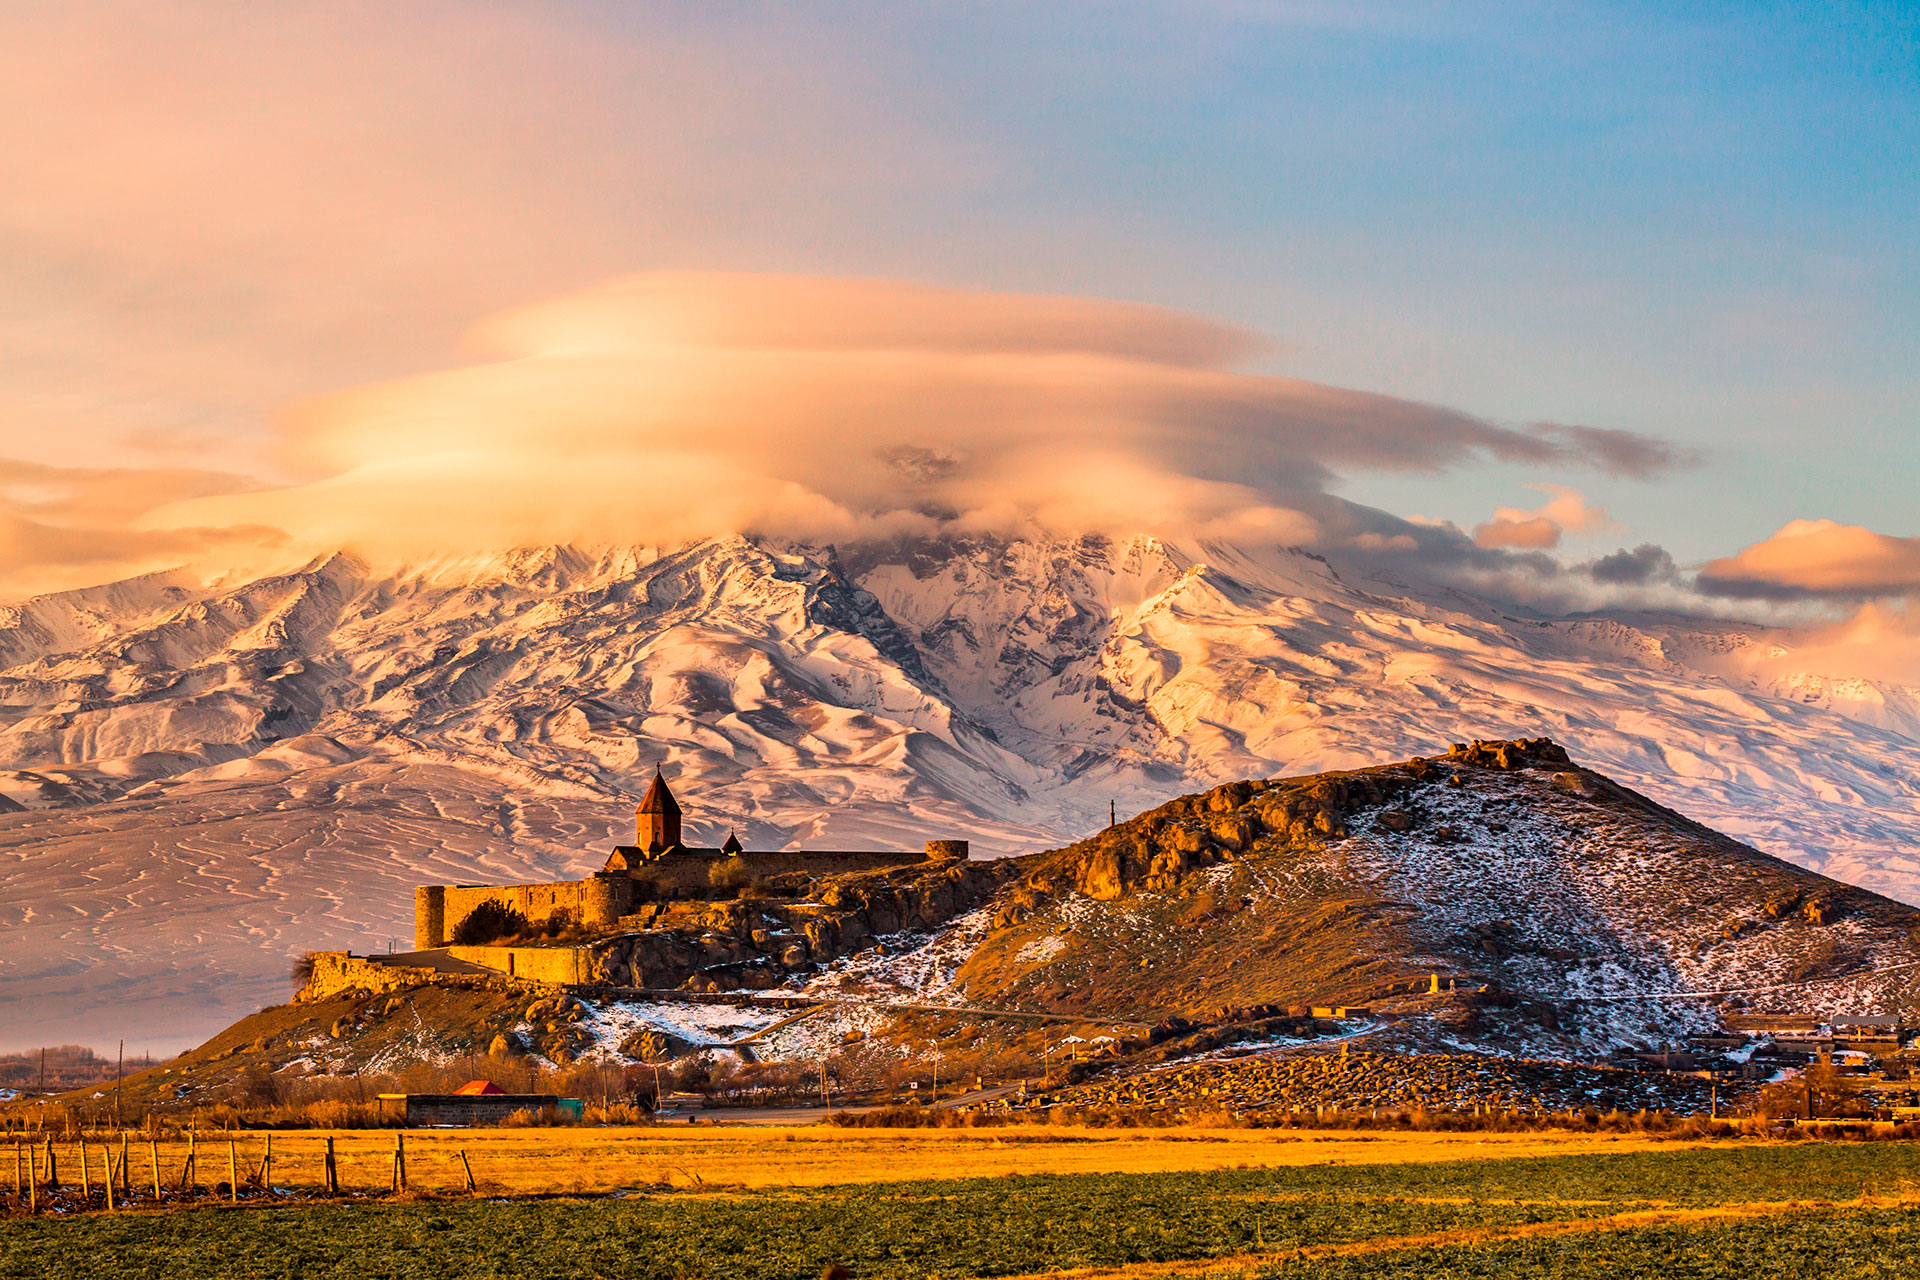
[{"x1": 3, "y1": 3, "x2": 1918, "y2": 660}]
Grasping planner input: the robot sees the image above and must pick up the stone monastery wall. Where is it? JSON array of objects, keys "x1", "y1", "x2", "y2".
[
  {"x1": 416, "y1": 878, "x2": 623, "y2": 950},
  {"x1": 416, "y1": 841, "x2": 969, "y2": 949},
  {"x1": 623, "y1": 848, "x2": 942, "y2": 898}
]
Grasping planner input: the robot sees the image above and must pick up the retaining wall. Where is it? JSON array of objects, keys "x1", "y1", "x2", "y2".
[
  {"x1": 445, "y1": 943, "x2": 594, "y2": 984},
  {"x1": 299, "y1": 951, "x2": 438, "y2": 1003}
]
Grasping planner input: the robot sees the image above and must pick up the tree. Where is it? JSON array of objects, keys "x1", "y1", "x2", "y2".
[
  {"x1": 1757, "y1": 1063, "x2": 1869, "y2": 1119},
  {"x1": 451, "y1": 899, "x2": 531, "y2": 945}
]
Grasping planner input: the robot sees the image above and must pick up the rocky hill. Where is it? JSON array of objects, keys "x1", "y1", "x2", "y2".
[
  {"x1": 63, "y1": 738, "x2": 1920, "y2": 1115},
  {"x1": 6, "y1": 533, "x2": 1920, "y2": 1050},
  {"x1": 802, "y1": 738, "x2": 1920, "y2": 1061}
]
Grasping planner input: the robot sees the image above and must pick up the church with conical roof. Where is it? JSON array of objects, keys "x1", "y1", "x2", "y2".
[{"x1": 634, "y1": 768, "x2": 682, "y2": 854}]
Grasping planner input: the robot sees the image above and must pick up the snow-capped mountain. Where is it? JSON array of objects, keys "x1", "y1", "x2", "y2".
[{"x1": 4, "y1": 532, "x2": 1920, "y2": 1050}]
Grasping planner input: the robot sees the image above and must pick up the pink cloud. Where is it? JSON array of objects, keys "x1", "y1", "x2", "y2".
[
  {"x1": 1473, "y1": 484, "x2": 1616, "y2": 550},
  {"x1": 0, "y1": 458, "x2": 273, "y2": 598},
  {"x1": 1698, "y1": 519, "x2": 1920, "y2": 599}
]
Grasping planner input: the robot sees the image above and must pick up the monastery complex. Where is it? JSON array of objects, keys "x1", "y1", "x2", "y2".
[{"x1": 413, "y1": 769, "x2": 969, "y2": 950}]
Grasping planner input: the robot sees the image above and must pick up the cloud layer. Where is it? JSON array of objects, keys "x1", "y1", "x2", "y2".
[
  {"x1": 0, "y1": 459, "x2": 271, "y2": 598},
  {"x1": 84, "y1": 271, "x2": 1666, "y2": 584}
]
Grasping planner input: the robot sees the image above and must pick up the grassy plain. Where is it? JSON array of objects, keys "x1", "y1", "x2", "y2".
[
  {"x1": 5, "y1": 1130, "x2": 1920, "y2": 1278},
  {"x1": 4, "y1": 1124, "x2": 1720, "y2": 1198}
]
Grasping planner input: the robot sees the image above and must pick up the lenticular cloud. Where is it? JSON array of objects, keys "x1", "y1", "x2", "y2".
[{"x1": 139, "y1": 272, "x2": 1621, "y2": 569}]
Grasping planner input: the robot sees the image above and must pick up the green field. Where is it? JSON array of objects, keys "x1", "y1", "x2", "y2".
[{"x1": 5, "y1": 1143, "x2": 1920, "y2": 1279}]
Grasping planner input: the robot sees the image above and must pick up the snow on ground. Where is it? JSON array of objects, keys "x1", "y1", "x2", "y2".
[
  {"x1": 795, "y1": 907, "x2": 997, "y2": 1003},
  {"x1": 1017, "y1": 934, "x2": 1067, "y2": 964},
  {"x1": 359, "y1": 1005, "x2": 468, "y2": 1074},
  {"x1": 1325, "y1": 767, "x2": 1920, "y2": 1053},
  {"x1": 1186, "y1": 1021, "x2": 1383, "y2": 1064},
  {"x1": 575, "y1": 999, "x2": 783, "y2": 1056},
  {"x1": 754, "y1": 1005, "x2": 897, "y2": 1061}
]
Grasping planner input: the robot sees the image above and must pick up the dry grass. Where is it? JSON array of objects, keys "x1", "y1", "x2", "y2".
[{"x1": 9, "y1": 1124, "x2": 1724, "y2": 1201}]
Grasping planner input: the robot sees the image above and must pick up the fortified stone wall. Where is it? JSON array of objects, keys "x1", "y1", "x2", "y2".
[
  {"x1": 623, "y1": 847, "x2": 952, "y2": 898},
  {"x1": 299, "y1": 948, "x2": 587, "y2": 1002},
  {"x1": 416, "y1": 876, "x2": 630, "y2": 949},
  {"x1": 415, "y1": 842, "x2": 968, "y2": 946}
]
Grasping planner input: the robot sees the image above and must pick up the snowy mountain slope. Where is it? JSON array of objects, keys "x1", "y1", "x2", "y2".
[
  {"x1": 856, "y1": 535, "x2": 1920, "y2": 899},
  {"x1": 4, "y1": 532, "x2": 1920, "y2": 1050}
]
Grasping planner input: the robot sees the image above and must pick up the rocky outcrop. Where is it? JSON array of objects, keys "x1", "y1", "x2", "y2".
[
  {"x1": 1445, "y1": 737, "x2": 1571, "y2": 770},
  {"x1": 582, "y1": 857, "x2": 1016, "y2": 992}
]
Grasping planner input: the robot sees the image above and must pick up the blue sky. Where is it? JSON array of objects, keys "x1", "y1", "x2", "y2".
[{"x1": 653, "y1": 1, "x2": 1919, "y2": 564}]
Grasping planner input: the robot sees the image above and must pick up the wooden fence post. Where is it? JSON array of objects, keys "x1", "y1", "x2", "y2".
[
  {"x1": 180, "y1": 1132, "x2": 196, "y2": 1193},
  {"x1": 120, "y1": 1133, "x2": 130, "y2": 1202},
  {"x1": 257, "y1": 1132, "x2": 272, "y2": 1194},
  {"x1": 150, "y1": 1140, "x2": 161, "y2": 1202},
  {"x1": 79, "y1": 1141, "x2": 91, "y2": 1200},
  {"x1": 227, "y1": 1139, "x2": 239, "y2": 1204},
  {"x1": 391, "y1": 1132, "x2": 406, "y2": 1192},
  {"x1": 324, "y1": 1136, "x2": 338, "y2": 1196},
  {"x1": 103, "y1": 1145, "x2": 115, "y2": 1212},
  {"x1": 460, "y1": 1148, "x2": 476, "y2": 1195},
  {"x1": 26, "y1": 1146, "x2": 36, "y2": 1213}
]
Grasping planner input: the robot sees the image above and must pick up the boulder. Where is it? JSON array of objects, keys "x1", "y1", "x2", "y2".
[{"x1": 619, "y1": 1028, "x2": 692, "y2": 1061}]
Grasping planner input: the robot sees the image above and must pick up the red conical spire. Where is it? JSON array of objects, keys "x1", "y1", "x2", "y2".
[{"x1": 636, "y1": 767, "x2": 682, "y2": 851}]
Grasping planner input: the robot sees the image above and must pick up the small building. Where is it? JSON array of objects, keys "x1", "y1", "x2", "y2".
[
  {"x1": 378, "y1": 1084, "x2": 561, "y2": 1126},
  {"x1": 1722, "y1": 1014, "x2": 1826, "y2": 1040},
  {"x1": 1832, "y1": 1016, "x2": 1905, "y2": 1045}
]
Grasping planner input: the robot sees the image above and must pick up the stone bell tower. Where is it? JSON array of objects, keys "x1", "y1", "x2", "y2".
[{"x1": 635, "y1": 768, "x2": 682, "y2": 854}]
